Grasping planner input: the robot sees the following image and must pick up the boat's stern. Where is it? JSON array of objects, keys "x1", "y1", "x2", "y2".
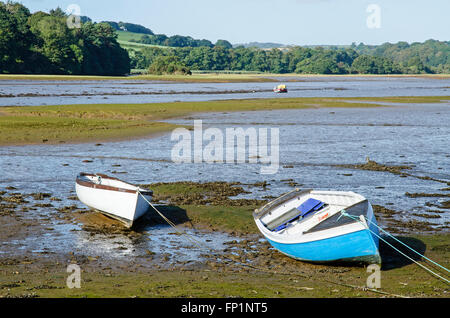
[{"x1": 364, "y1": 203, "x2": 381, "y2": 264}]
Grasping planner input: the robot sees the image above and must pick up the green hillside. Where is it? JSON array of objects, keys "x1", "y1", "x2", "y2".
[
  {"x1": 117, "y1": 30, "x2": 148, "y2": 42},
  {"x1": 116, "y1": 31, "x2": 170, "y2": 50}
]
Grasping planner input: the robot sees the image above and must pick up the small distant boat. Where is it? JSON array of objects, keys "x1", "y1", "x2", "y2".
[
  {"x1": 273, "y1": 84, "x2": 287, "y2": 93},
  {"x1": 253, "y1": 189, "x2": 381, "y2": 264},
  {"x1": 75, "y1": 173, "x2": 153, "y2": 227}
]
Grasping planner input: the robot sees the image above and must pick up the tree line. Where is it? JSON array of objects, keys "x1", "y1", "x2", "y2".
[
  {"x1": 130, "y1": 33, "x2": 233, "y2": 49},
  {"x1": 102, "y1": 21, "x2": 154, "y2": 35},
  {"x1": 131, "y1": 46, "x2": 411, "y2": 75},
  {"x1": 102, "y1": 20, "x2": 235, "y2": 49},
  {"x1": 0, "y1": 2, "x2": 129, "y2": 75},
  {"x1": 352, "y1": 40, "x2": 449, "y2": 74},
  {"x1": 1, "y1": 1, "x2": 448, "y2": 76},
  {"x1": 130, "y1": 39, "x2": 449, "y2": 75}
]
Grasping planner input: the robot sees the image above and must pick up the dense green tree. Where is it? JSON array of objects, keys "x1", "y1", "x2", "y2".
[
  {"x1": 138, "y1": 34, "x2": 169, "y2": 46},
  {"x1": 165, "y1": 35, "x2": 194, "y2": 47},
  {"x1": 148, "y1": 55, "x2": 191, "y2": 75},
  {"x1": 351, "y1": 55, "x2": 399, "y2": 74},
  {"x1": 129, "y1": 50, "x2": 147, "y2": 69},
  {"x1": 266, "y1": 48, "x2": 286, "y2": 73},
  {"x1": 49, "y1": 7, "x2": 66, "y2": 18},
  {"x1": 214, "y1": 39, "x2": 232, "y2": 49},
  {"x1": 80, "y1": 16, "x2": 92, "y2": 24},
  {"x1": 351, "y1": 55, "x2": 380, "y2": 74},
  {"x1": 31, "y1": 15, "x2": 80, "y2": 74},
  {"x1": 353, "y1": 40, "x2": 448, "y2": 73},
  {"x1": 118, "y1": 22, "x2": 153, "y2": 34},
  {"x1": 102, "y1": 21, "x2": 153, "y2": 34},
  {"x1": 293, "y1": 49, "x2": 353, "y2": 74},
  {"x1": 102, "y1": 21, "x2": 120, "y2": 30},
  {"x1": 197, "y1": 39, "x2": 214, "y2": 48},
  {"x1": 0, "y1": 1, "x2": 130, "y2": 75},
  {"x1": 80, "y1": 22, "x2": 130, "y2": 75},
  {"x1": 132, "y1": 33, "x2": 213, "y2": 48},
  {"x1": 251, "y1": 50, "x2": 269, "y2": 72},
  {"x1": 0, "y1": 2, "x2": 35, "y2": 73}
]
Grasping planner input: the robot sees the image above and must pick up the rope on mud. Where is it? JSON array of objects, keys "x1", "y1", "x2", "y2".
[
  {"x1": 340, "y1": 210, "x2": 450, "y2": 285},
  {"x1": 138, "y1": 190, "x2": 409, "y2": 297},
  {"x1": 232, "y1": 259, "x2": 409, "y2": 298},
  {"x1": 137, "y1": 190, "x2": 204, "y2": 249},
  {"x1": 318, "y1": 279, "x2": 409, "y2": 298}
]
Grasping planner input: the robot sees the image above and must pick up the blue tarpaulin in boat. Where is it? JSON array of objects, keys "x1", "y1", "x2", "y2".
[
  {"x1": 297, "y1": 198, "x2": 324, "y2": 217},
  {"x1": 272, "y1": 198, "x2": 325, "y2": 232}
]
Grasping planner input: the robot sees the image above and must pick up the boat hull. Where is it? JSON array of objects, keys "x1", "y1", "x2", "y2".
[
  {"x1": 265, "y1": 227, "x2": 381, "y2": 264},
  {"x1": 75, "y1": 181, "x2": 151, "y2": 228}
]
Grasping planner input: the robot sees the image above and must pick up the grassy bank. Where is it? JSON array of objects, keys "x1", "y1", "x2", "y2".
[
  {"x1": 1, "y1": 73, "x2": 449, "y2": 83},
  {"x1": 0, "y1": 73, "x2": 272, "y2": 83},
  {"x1": 1, "y1": 96, "x2": 449, "y2": 146},
  {"x1": 0, "y1": 116, "x2": 181, "y2": 146},
  {"x1": 0, "y1": 74, "x2": 130, "y2": 81}
]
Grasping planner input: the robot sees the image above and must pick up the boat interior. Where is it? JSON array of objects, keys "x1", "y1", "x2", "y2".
[{"x1": 259, "y1": 190, "x2": 366, "y2": 233}]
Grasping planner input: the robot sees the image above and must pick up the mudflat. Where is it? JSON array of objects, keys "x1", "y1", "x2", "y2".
[
  {"x1": 0, "y1": 180, "x2": 448, "y2": 298},
  {"x1": 1, "y1": 95, "x2": 448, "y2": 146}
]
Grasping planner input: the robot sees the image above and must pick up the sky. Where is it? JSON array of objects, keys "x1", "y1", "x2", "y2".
[{"x1": 17, "y1": 0, "x2": 450, "y2": 45}]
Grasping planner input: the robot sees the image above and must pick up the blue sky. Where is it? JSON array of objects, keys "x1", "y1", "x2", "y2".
[{"x1": 18, "y1": 0, "x2": 450, "y2": 45}]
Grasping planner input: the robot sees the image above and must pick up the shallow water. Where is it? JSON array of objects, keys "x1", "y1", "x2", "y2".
[
  {"x1": 0, "y1": 76, "x2": 449, "y2": 106},
  {"x1": 4, "y1": 220, "x2": 238, "y2": 265},
  {"x1": 1, "y1": 104, "x2": 449, "y2": 260},
  {"x1": 0, "y1": 77, "x2": 449, "y2": 262}
]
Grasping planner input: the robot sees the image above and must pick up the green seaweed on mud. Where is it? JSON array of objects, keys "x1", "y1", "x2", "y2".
[{"x1": 2, "y1": 95, "x2": 448, "y2": 146}]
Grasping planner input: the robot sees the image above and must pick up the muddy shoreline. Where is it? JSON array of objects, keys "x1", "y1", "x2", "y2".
[{"x1": 1, "y1": 175, "x2": 449, "y2": 297}]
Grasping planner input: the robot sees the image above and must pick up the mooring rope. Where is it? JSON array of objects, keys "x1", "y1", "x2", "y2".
[
  {"x1": 365, "y1": 213, "x2": 448, "y2": 274},
  {"x1": 137, "y1": 190, "x2": 204, "y2": 249},
  {"x1": 340, "y1": 210, "x2": 450, "y2": 285}
]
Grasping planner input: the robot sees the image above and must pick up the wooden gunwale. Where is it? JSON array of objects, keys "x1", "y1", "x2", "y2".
[{"x1": 76, "y1": 173, "x2": 153, "y2": 196}]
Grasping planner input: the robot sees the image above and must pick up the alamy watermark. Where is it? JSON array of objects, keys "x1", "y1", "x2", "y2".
[
  {"x1": 66, "y1": 264, "x2": 81, "y2": 289},
  {"x1": 170, "y1": 120, "x2": 280, "y2": 175},
  {"x1": 366, "y1": 4, "x2": 381, "y2": 29},
  {"x1": 66, "y1": 4, "x2": 81, "y2": 29},
  {"x1": 366, "y1": 264, "x2": 381, "y2": 289}
]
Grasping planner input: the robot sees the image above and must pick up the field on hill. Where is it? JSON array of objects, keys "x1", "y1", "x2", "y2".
[{"x1": 116, "y1": 30, "x2": 170, "y2": 51}]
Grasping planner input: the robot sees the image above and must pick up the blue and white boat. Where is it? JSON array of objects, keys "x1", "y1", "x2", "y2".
[{"x1": 253, "y1": 189, "x2": 381, "y2": 264}]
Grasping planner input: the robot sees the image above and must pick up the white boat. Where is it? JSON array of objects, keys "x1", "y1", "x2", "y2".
[
  {"x1": 75, "y1": 173, "x2": 153, "y2": 227},
  {"x1": 253, "y1": 189, "x2": 381, "y2": 264},
  {"x1": 273, "y1": 84, "x2": 287, "y2": 93}
]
